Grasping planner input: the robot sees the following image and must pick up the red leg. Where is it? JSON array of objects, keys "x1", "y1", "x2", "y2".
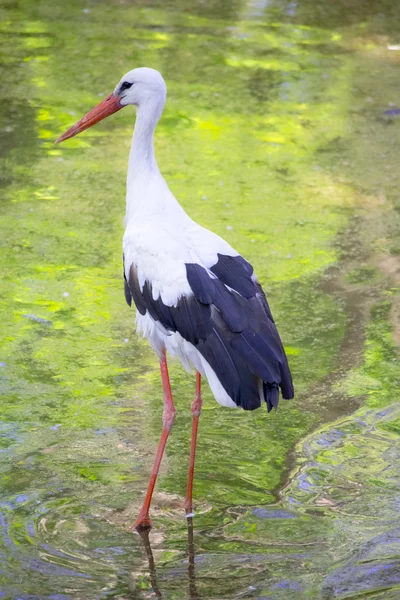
[
  {"x1": 134, "y1": 350, "x2": 176, "y2": 531},
  {"x1": 184, "y1": 372, "x2": 202, "y2": 516}
]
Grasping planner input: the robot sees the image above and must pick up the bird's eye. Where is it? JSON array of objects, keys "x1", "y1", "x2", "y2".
[{"x1": 120, "y1": 81, "x2": 133, "y2": 92}]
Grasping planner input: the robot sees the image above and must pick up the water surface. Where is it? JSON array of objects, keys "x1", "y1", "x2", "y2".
[{"x1": 1, "y1": 0, "x2": 400, "y2": 597}]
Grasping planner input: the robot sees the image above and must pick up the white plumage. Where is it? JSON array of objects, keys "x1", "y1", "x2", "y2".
[
  {"x1": 120, "y1": 69, "x2": 242, "y2": 408},
  {"x1": 56, "y1": 66, "x2": 294, "y2": 529},
  {"x1": 123, "y1": 200, "x2": 239, "y2": 409}
]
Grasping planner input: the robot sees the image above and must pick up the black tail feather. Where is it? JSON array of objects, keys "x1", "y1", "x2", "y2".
[{"x1": 263, "y1": 382, "x2": 280, "y2": 413}]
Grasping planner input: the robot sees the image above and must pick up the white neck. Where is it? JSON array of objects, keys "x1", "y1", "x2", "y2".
[
  {"x1": 125, "y1": 93, "x2": 186, "y2": 224},
  {"x1": 127, "y1": 96, "x2": 164, "y2": 190}
]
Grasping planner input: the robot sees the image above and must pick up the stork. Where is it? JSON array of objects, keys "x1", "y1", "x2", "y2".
[{"x1": 56, "y1": 67, "x2": 294, "y2": 531}]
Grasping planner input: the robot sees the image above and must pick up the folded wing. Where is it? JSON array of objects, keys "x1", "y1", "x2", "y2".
[{"x1": 124, "y1": 250, "x2": 294, "y2": 412}]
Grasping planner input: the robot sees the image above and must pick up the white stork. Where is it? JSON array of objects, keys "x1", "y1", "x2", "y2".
[{"x1": 56, "y1": 67, "x2": 294, "y2": 531}]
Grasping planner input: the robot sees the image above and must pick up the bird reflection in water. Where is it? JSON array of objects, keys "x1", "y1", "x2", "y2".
[{"x1": 132, "y1": 518, "x2": 199, "y2": 599}]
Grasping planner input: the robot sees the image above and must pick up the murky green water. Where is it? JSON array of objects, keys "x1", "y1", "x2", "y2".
[{"x1": 1, "y1": 0, "x2": 400, "y2": 597}]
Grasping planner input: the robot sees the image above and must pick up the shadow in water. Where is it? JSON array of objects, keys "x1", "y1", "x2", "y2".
[{"x1": 137, "y1": 518, "x2": 199, "y2": 600}]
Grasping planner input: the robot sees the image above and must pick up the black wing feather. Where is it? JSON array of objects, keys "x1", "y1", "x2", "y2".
[
  {"x1": 212, "y1": 279, "x2": 248, "y2": 332},
  {"x1": 186, "y1": 264, "x2": 215, "y2": 304},
  {"x1": 123, "y1": 253, "x2": 294, "y2": 411},
  {"x1": 210, "y1": 253, "x2": 255, "y2": 298},
  {"x1": 124, "y1": 274, "x2": 132, "y2": 307},
  {"x1": 232, "y1": 330, "x2": 281, "y2": 382}
]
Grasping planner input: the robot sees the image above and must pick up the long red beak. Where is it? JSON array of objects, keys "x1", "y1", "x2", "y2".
[{"x1": 55, "y1": 93, "x2": 123, "y2": 144}]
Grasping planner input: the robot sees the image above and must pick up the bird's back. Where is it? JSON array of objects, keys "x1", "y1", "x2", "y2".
[{"x1": 123, "y1": 198, "x2": 294, "y2": 411}]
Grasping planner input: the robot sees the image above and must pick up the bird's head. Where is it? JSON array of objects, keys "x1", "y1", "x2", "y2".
[
  {"x1": 56, "y1": 67, "x2": 167, "y2": 144},
  {"x1": 115, "y1": 67, "x2": 166, "y2": 108}
]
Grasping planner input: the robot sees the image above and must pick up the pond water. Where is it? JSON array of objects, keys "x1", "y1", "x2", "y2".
[{"x1": 1, "y1": 0, "x2": 400, "y2": 598}]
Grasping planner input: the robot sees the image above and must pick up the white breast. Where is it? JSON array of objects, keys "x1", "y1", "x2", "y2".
[{"x1": 123, "y1": 176, "x2": 239, "y2": 409}]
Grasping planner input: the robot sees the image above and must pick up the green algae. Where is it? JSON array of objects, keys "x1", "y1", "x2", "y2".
[{"x1": 0, "y1": 0, "x2": 400, "y2": 598}]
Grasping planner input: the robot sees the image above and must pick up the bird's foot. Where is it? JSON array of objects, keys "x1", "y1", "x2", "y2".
[
  {"x1": 184, "y1": 500, "x2": 195, "y2": 518},
  {"x1": 133, "y1": 512, "x2": 153, "y2": 532}
]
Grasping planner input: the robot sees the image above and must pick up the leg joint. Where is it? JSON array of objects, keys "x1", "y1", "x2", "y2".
[
  {"x1": 163, "y1": 407, "x2": 176, "y2": 431},
  {"x1": 191, "y1": 396, "x2": 202, "y2": 418}
]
